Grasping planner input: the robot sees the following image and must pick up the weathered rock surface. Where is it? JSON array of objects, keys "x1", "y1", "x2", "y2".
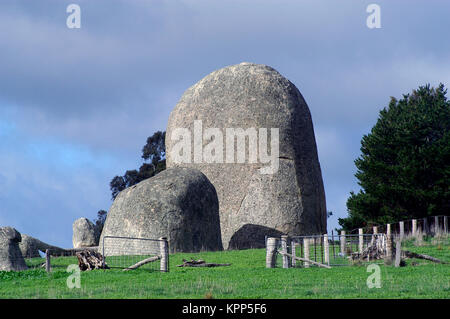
[
  {"x1": 73, "y1": 218, "x2": 98, "y2": 248},
  {"x1": 99, "y1": 167, "x2": 222, "y2": 254},
  {"x1": 19, "y1": 234, "x2": 67, "y2": 258},
  {"x1": 166, "y1": 62, "x2": 327, "y2": 249},
  {"x1": 19, "y1": 234, "x2": 41, "y2": 258},
  {"x1": 0, "y1": 227, "x2": 27, "y2": 271}
]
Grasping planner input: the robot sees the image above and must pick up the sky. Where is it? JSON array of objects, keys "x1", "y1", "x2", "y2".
[{"x1": 1, "y1": 0, "x2": 449, "y2": 248}]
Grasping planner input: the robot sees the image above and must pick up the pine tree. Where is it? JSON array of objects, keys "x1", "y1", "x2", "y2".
[{"x1": 339, "y1": 84, "x2": 450, "y2": 230}]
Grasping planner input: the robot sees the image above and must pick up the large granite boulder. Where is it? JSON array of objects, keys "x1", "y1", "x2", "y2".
[
  {"x1": 73, "y1": 218, "x2": 98, "y2": 248},
  {"x1": 166, "y1": 62, "x2": 327, "y2": 249},
  {"x1": 99, "y1": 167, "x2": 222, "y2": 254},
  {"x1": 0, "y1": 227, "x2": 27, "y2": 271}
]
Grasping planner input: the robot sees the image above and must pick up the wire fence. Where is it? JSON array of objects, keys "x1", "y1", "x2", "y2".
[
  {"x1": 266, "y1": 233, "x2": 386, "y2": 269},
  {"x1": 101, "y1": 236, "x2": 169, "y2": 272},
  {"x1": 20, "y1": 248, "x2": 97, "y2": 271},
  {"x1": 347, "y1": 215, "x2": 448, "y2": 236},
  {"x1": 265, "y1": 214, "x2": 449, "y2": 269},
  {"x1": 2, "y1": 247, "x2": 66, "y2": 271},
  {"x1": 2, "y1": 234, "x2": 170, "y2": 272},
  {"x1": 294, "y1": 234, "x2": 385, "y2": 267}
]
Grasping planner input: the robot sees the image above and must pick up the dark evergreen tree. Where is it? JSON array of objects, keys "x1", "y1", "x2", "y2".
[
  {"x1": 93, "y1": 209, "x2": 108, "y2": 236},
  {"x1": 339, "y1": 84, "x2": 450, "y2": 231},
  {"x1": 110, "y1": 175, "x2": 126, "y2": 200},
  {"x1": 110, "y1": 131, "x2": 166, "y2": 200},
  {"x1": 142, "y1": 131, "x2": 165, "y2": 167}
]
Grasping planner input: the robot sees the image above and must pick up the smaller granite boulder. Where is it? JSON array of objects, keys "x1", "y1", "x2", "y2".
[
  {"x1": 73, "y1": 218, "x2": 98, "y2": 248},
  {"x1": 19, "y1": 234, "x2": 66, "y2": 258},
  {"x1": 99, "y1": 167, "x2": 223, "y2": 254},
  {"x1": 19, "y1": 234, "x2": 41, "y2": 258},
  {"x1": 0, "y1": 227, "x2": 27, "y2": 271}
]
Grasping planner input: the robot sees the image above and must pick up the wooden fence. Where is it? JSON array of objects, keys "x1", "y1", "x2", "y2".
[
  {"x1": 266, "y1": 233, "x2": 388, "y2": 269},
  {"x1": 266, "y1": 215, "x2": 448, "y2": 269},
  {"x1": 347, "y1": 215, "x2": 448, "y2": 238}
]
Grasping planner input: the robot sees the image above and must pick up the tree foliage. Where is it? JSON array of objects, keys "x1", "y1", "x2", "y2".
[
  {"x1": 93, "y1": 209, "x2": 107, "y2": 236},
  {"x1": 339, "y1": 84, "x2": 450, "y2": 231},
  {"x1": 110, "y1": 131, "x2": 166, "y2": 200},
  {"x1": 142, "y1": 131, "x2": 166, "y2": 166}
]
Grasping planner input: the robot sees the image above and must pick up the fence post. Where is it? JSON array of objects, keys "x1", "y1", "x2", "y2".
[
  {"x1": 394, "y1": 240, "x2": 402, "y2": 267},
  {"x1": 304, "y1": 238, "x2": 310, "y2": 268},
  {"x1": 281, "y1": 235, "x2": 289, "y2": 269},
  {"x1": 45, "y1": 249, "x2": 51, "y2": 273},
  {"x1": 331, "y1": 230, "x2": 336, "y2": 259},
  {"x1": 358, "y1": 228, "x2": 364, "y2": 253},
  {"x1": 372, "y1": 226, "x2": 378, "y2": 245},
  {"x1": 102, "y1": 236, "x2": 106, "y2": 269},
  {"x1": 434, "y1": 216, "x2": 440, "y2": 234},
  {"x1": 385, "y1": 224, "x2": 392, "y2": 261},
  {"x1": 444, "y1": 216, "x2": 448, "y2": 234},
  {"x1": 386, "y1": 235, "x2": 393, "y2": 262},
  {"x1": 340, "y1": 231, "x2": 346, "y2": 256},
  {"x1": 412, "y1": 219, "x2": 417, "y2": 236},
  {"x1": 266, "y1": 237, "x2": 278, "y2": 268},
  {"x1": 399, "y1": 221, "x2": 404, "y2": 239},
  {"x1": 423, "y1": 218, "x2": 429, "y2": 235},
  {"x1": 159, "y1": 237, "x2": 169, "y2": 272},
  {"x1": 323, "y1": 234, "x2": 329, "y2": 266},
  {"x1": 291, "y1": 240, "x2": 296, "y2": 267}
]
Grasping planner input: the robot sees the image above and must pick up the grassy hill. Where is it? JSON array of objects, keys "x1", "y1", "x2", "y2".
[{"x1": 0, "y1": 235, "x2": 448, "y2": 299}]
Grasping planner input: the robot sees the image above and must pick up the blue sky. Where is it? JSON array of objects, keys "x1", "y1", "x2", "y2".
[{"x1": 1, "y1": 0, "x2": 449, "y2": 248}]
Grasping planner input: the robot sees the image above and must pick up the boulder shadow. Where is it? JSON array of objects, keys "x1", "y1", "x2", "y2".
[{"x1": 228, "y1": 224, "x2": 285, "y2": 250}]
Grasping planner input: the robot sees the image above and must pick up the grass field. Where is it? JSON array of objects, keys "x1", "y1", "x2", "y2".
[{"x1": 0, "y1": 235, "x2": 448, "y2": 299}]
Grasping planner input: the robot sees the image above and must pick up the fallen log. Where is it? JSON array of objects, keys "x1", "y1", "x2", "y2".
[
  {"x1": 402, "y1": 250, "x2": 445, "y2": 264},
  {"x1": 76, "y1": 250, "x2": 108, "y2": 271},
  {"x1": 279, "y1": 251, "x2": 331, "y2": 269},
  {"x1": 64, "y1": 247, "x2": 99, "y2": 256},
  {"x1": 176, "y1": 259, "x2": 231, "y2": 268},
  {"x1": 351, "y1": 234, "x2": 386, "y2": 261},
  {"x1": 123, "y1": 256, "x2": 161, "y2": 271}
]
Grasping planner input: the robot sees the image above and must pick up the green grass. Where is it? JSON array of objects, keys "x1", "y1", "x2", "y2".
[{"x1": 0, "y1": 236, "x2": 448, "y2": 299}]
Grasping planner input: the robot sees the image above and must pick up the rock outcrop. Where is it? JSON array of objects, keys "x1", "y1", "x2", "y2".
[
  {"x1": 19, "y1": 233, "x2": 67, "y2": 258},
  {"x1": 73, "y1": 218, "x2": 98, "y2": 248},
  {"x1": 99, "y1": 167, "x2": 222, "y2": 254},
  {"x1": 166, "y1": 62, "x2": 327, "y2": 249},
  {"x1": 0, "y1": 227, "x2": 27, "y2": 271},
  {"x1": 19, "y1": 234, "x2": 41, "y2": 258}
]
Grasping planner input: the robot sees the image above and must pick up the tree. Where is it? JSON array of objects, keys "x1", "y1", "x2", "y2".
[
  {"x1": 110, "y1": 175, "x2": 126, "y2": 200},
  {"x1": 93, "y1": 209, "x2": 107, "y2": 236},
  {"x1": 110, "y1": 131, "x2": 166, "y2": 200},
  {"x1": 142, "y1": 131, "x2": 166, "y2": 167},
  {"x1": 339, "y1": 84, "x2": 450, "y2": 231}
]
